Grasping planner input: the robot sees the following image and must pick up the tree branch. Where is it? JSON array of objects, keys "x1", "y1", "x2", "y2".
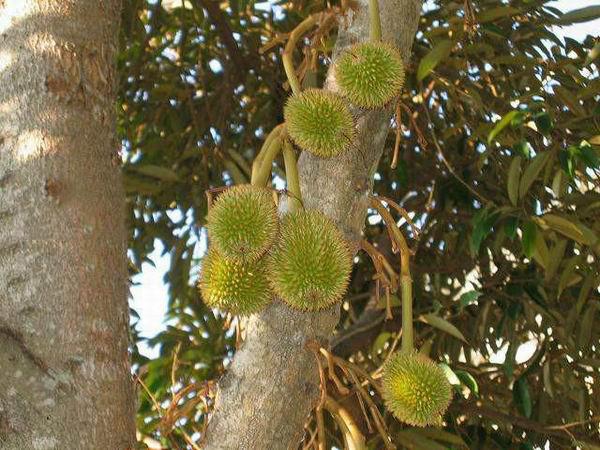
[{"x1": 202, "y1": 1, "x2": 423, "y2": 448}]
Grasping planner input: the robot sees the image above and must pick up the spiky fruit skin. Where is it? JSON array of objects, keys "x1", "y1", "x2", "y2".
[
  {"x1": 206, "y1": 185, "x2": 278, "y2": 262},
  {"x1": 284, "y1": 89, "x2": 355, "y2": 158},
  {"x1": 334, "y1": 42, "x2": 405, "y2": 109},
  {"x1": 382, "y1": 352, "x2": 452, "y2": 427},
  {"x1": 199, "y1": 248, "x2": 272, "y2": 315},
  {"x1": 267, "y1": 210, "x2": 352, "y2": 310}
]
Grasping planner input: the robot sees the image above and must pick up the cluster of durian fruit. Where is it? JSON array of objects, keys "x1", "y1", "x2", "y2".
[
  {"x1": 200, "y1": 185, "x2": 353, "y2": 313},
  {"x1": 285, "y1": 41, "x2": 406, "y2": 158},
  {"x1": 199, "y1": 9, "x2": 452, "y2": 431},
  {"x1": 199, "y1": 39, "x2": 408, "y2": 314}
]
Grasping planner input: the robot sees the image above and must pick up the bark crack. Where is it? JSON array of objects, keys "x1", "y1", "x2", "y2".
[{"x1": 0, "y1": 325, "x2": 52, "y2": 376}]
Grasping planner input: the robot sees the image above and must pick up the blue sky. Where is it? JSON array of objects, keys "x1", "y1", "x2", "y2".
[{"x1": 129, "y1": 0, "x2": 600, "y2": 358}]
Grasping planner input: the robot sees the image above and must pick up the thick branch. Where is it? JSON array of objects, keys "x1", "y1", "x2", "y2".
[{"x1": 202, "y1": 1, "x2": 423, "y2": 448}]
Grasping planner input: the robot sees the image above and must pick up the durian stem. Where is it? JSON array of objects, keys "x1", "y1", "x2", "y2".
[
  {"x1": 282, "y1": 139, "x2": 303, "y2": 212},
  {"x1": 253, "y1": 134, "x2": 283, "y2": 187},
  {"x1": 369, "y1": 0, "x2": 382, "y2": 42},
  {"x1": 400, "y1": 275, "x2": 413, "y2": 353},
  {"x1": 323, "y1": 396, "x2": 367, "y2": 450},
  {"x1": 368, "y1": 197, "x2": 414, "y2": 353},
  {"x1": 251, "y1": 124, "x2": 284, "y2": 185},
  {"x1": 283, "y1": 14, "x2": 319, "y2": 96}
]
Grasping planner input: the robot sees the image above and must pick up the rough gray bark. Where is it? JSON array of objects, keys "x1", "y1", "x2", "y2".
[
  {"x1": 202, "y1": 1, "x2": 422, "y2": 448},
  {"x1": 0, "y1": 1, "x2": 136, "y2": 448}
]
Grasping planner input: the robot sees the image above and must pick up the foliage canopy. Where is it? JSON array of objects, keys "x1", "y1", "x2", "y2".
[{"x1": 119, "y1": 0, "x2": 600, "y2": 448}]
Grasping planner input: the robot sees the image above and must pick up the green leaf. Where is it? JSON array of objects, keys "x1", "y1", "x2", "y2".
[
  {"x1": 579, "y1": 143, "x2": 600, "y2": 169},
  {"x1": 533, "y1": 112, "x2": 552, "y2": 135},
  {"x1": 521, "y1": 221, "x2": 537, "y2": 258},
  {"x1": 417, "y1": 40, "x2": 454, "y2": 82},
  {"x1": 132, "y1": 165, "x2": 180, "y2": 182},
  {"x1": 544, "y1": 239, "x2": 567, "y2": 283},
  {"x1": 532, "y1": 232, "x2": 549, "y2": 269},
  {"x1": 395, "y1": 430, "x2": 448, "y2": 450},
  {"x1": 559, "y1": 5, "x2": 600, "y2": 24},
  {"x1": 470, "y1": 207, "x2": 499, "y2": 254},
  {"x1": 417, "y1": 428, "x2": 467, "y2": 447},
  {"x1": 504, "y1": 216, "x2": 518, "y2": 240},
  {"x1": 419, "y1": 313, "x2": 468, "y2": 343},
  {"x1": 438, "y1": 363, "x2": 461, "y2": 385},
  {"x1": 371, "y1": 331, "x2": 391, "y2": 355},
  {"x1": 557, "y1": 256, "x2": 581, "y2": 299},
  {"x1": 578, "y1": 302, "x2": 598, "y2": 348},
  {"x1": 543, "y1": 361, "x2": 554, "y2": 398},
  {"x1": 519, "y1": 151, "x2": 551, "y2": 199},
  {"x1": 459, "y1": 290, "x2": 481, "y2": 308},
  {"x1": 507, "y1": 156, "x2": 522, "y2": 205},
  {"x1": 537, "y1": 214, "x2": 598, "y2": 246},
  {"x1": 488, "y1": 111, "x2": 521, "y2": 144},
  {"x1": 478, "y1": 6, "x2": 520, "y2": 23},
  {"x1": 455, "y1": 370, "x2": 479, "y2": 397},
  {"x1": 513, "y1": 377, "x2": 532, "y2": 418}
]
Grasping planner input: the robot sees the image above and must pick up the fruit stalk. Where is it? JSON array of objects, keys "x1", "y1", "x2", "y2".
[
  {"x1": 369, "y1": 0, "x2": 382, "y2": 42},
  {"x1": 282, "y1": 14, "x2": 320, "y2": 96},
  {"x1": 368, "y1": 197, "x2": 413, "y2": 353},
  {"x1": 251, "y1": 124, "x2": 284, "y2": 185},
  {"x1": 282, "y1": 139, "x2": 303, "y2": 212}
]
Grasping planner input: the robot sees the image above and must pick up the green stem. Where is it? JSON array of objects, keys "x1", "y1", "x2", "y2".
[
  {"x1": 282, "y1": 140, "x2": 303, "y2": 212},
  {"x1": 400, "y1": 275, "x2": 413, "y2": 353},
  {"x1": 283, "y1": 14, "x2": 319, "y2": 96},
  {"x1": 253, "y1": 135, "x2": 283, "y2": 187},
  {"x1": 251, "y1": 124, "x2": 284, "y2": 185},
  {"x1": 369, "y1": 0, "x2": 382, "y2": 42},
  {"x1": 368, "y1": 197, "x2": 414, "y2": 353}
]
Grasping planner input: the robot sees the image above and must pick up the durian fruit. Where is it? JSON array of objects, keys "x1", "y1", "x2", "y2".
[
  {"x1": 334, "y1": 42, "x2": 405, "y2": 109},
  {"x1": 284, "y1": 89, "x2": 355, "y2": 158},
  {"x1": 206, "y1": 185, "x2": 278, "y2": 262},
  {"x1": 199, "y1": 248, "x2": 272, "y2": 316},
  {"x1": 382, "y1": 351, "x2": 452, "y2": 427},
  {"x1": 268, "y1": 210, "x2": 352, "y2": 310}
]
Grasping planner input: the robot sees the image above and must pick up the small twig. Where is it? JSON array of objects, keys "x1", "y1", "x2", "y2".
[
  {"x1": 316, "y1": 406, "x2": 326, "y2": 450},
  {"x1": 205, "y1": 186, "x2": 230, "y2": 209},
  {"x1": 378, "y1": 195, "x2": 421, "y2": 239},
  {"x1": 422, "y1": 98, "x2": 490, "y2": 204},
  {"x1": 320, "y1": 348, "x2": 351, "y2": 396},
  {"x1": 323, "y1": 396, "x2": 367, "y2": 450},
  {"x1": 369, "y1": 197, "x2": 414, "y2": 353},
  {"x1": 170, "y1": 342, "x2": 181, "y2": 389},
  {"x1": 307, "y1": 340, "x2": 328, "y2": 406},
  {"x1": 391, "y1": 103, "x2": 402, "y2": 169},
  {"x1": 282, "y1": 139, "x2": 303, "y2": 212},
  {"x1": 283, "y1": 14, "x2": 322, "y2": 95}
]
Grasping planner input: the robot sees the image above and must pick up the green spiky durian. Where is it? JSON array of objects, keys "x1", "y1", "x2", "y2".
[
  {"x1": 284, "y1": 89, "x2": 355, "y2": 158},
  {"x1": 334, "y1": 42, "x2": 405, "y2": 109},
  {"x1": 268, "y1": 210, "x2": 352, "y2": 310},
  {"x1": 206, "y1": 185, "x2": 278, "y2": 262},
  {"x1": 382, "y1": 352, "x2": 452, "y2": 427},
  {"x1": 199, "y1": 248, "x2": 272, "y2": 315}
]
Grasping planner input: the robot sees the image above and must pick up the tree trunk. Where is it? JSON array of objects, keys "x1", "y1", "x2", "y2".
[
  {"x1": 0, "y1": 1, "x2": 136, "y2": 448},
  {"x1": 202, "y1": 1, "x2": 422, "y2": 448}
]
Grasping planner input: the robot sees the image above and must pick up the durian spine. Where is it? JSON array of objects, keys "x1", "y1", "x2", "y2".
[
  {"x1": 283, "y1": 139, "x2": 303, "y2": 212},
  {"x1": 369, "y1": 0, "x2": 382, "y2": 42}
]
